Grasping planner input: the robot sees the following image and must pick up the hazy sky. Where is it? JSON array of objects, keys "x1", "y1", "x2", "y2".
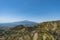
[{"x1": 0, "y1": 0, "x2": 60, "y2": 23}]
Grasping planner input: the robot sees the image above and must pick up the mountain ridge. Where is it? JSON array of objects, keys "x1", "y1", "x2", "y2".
[
  {"x1": 0, "y1": 20, "x2": 60, "y2": 40},
  {"x1": 0, "y1": 20, "x2": 37, "y2": 29}
]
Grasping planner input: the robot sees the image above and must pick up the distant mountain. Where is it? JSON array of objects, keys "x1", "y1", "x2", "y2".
[{"x1": 0, "y1": 20, "x2": 37, "y2": 29}]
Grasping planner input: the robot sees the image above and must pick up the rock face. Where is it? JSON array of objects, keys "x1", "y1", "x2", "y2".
[{"x1": 0, "y1": 20, "x2": 60, "y2": 40}]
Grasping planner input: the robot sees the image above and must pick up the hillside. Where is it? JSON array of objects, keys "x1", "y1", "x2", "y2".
[{"x1": 0, "y1": 20, "x2": 60, "y2": 40}]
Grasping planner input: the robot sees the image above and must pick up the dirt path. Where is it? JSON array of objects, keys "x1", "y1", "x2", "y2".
[{"x1": 33, "y1": 33, "x2": 38, "y2": 40}]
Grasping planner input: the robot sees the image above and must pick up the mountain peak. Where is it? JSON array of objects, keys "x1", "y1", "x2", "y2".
[
  {"x1": 21, "y1": 20, "x2": 29, "y2": 22},
  {"x1": 0, "y1": 20, "x2": 38, "y2": 29}
]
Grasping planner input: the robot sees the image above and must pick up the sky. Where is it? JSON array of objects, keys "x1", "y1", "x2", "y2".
[{"x1": 0, "y1": 0, "x2": 60, "y2": 23}]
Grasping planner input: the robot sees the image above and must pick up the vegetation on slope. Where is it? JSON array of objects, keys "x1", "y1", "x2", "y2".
[{"x1": 0, "y1": 20, "x2": 60, "y2": 40}]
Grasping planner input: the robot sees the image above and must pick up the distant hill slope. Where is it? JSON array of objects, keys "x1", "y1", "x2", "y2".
[{"x1": 0, "y1": 20, "x2": 37, "y2": 29}]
